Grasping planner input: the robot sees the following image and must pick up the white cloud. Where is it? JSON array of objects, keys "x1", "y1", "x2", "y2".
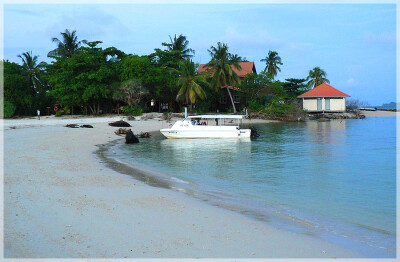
[
  {"x1": 340, "y1": 77, "x2": 357, "y2": 87},
  {"x1": 364, "y1": 31, "x2": 396, "y2": 46}
]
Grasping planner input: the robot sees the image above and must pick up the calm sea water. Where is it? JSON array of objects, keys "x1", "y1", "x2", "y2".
[{"x1": 105, "y1": 116, "x2": 396, "y2": 257}]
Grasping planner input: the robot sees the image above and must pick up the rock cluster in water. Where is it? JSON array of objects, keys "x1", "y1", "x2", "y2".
[
  {"x1": 308, "y1": 112, "x2": 366, "y2": 120},
  {"x1": 125, "y1": 130, "x2": 139, "y2": 144}
]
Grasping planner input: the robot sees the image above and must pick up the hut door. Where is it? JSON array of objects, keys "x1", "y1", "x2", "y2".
[
  {"x1": 325, "y1": 99, "x2": 330, "y2": 110},
  {"x1": 317, "y1": 98, "x2": 322, "y2": 110}
]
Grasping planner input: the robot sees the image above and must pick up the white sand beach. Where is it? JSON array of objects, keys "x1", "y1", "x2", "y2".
[{"x1": 3, "y1": 115, "x2": 361, "y2": 258}]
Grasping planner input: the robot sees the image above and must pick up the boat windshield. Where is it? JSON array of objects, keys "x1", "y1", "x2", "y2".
[{"x1": 187, "y1": 117, "x2": 242, "y2": 127}]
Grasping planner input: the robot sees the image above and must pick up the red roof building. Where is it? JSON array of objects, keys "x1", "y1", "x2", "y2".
[
  {"x1": 298, "y1": 83, "x2": 350, "y2": 112},
  {"x1": 298, "y1": 83, "x2": 350, "y2": 98},
  {"x1": 198, "y1": 61, "x2": 256, "y2": 78}
]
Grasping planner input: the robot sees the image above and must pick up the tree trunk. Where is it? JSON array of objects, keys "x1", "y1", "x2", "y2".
[
  {"x1": 89, "y1": 104, "x2": 96, "y2": 115},
  {"x1": 226, "y1": 87, "x2": 237, "y2": 113},
  {"x1": 71, "y1": 106, "x2": 74, "y2": 115},
  {"x1": 186, "y1": 92, "x2": 190, "y2": 109}
]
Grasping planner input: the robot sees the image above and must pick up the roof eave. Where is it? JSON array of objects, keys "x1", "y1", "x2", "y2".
[{"x1": 298, "y1": 95, "x2": 350, "y2": 98}]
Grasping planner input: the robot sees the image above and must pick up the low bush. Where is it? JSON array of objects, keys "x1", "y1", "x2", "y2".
[
  {"x1": 263, "y1": 102, "x2": 307, "y2": 121},
  {"x1": 62, "y1": 106, "x2": 71, "y2": 115},
  {"x1": 122, "y1": 106, "x2": 143, "y2": 116},
  {"x1": 248, "y1": 99, "x2": 265, "y2": 112}
]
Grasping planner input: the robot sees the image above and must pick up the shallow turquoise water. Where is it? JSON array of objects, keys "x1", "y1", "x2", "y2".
[{"x1": 108, "y1": 116, "x2": 396, "y2": 257}]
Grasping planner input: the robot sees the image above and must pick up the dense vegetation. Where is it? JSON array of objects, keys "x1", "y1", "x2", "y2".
[{"x1": 3, "y1": 29, "x2": 330, "y2": 119}]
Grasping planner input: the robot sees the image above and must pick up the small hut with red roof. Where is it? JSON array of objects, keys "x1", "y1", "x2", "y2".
[{"x1": 298, "y1": 83, "x2": 350, "y2": 112}]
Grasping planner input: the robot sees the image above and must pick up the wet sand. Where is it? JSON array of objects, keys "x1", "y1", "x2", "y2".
[{"x1": 3, "y1": 115, "x2": 361, "y2": 258}]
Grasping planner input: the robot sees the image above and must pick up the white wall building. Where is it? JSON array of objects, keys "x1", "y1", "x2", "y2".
[{"x1": 298, "y1": 83, "x2": 350, "y2": 112}]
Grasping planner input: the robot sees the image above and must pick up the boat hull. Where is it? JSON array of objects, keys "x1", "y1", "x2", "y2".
[{"x1": 160, "y1": 128, "x2": 251, "y2": 139}]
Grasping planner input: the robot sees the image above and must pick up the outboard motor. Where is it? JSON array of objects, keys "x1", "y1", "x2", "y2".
[{"x1": 250, "y1": 126, "x2": 260, "y2": 139}]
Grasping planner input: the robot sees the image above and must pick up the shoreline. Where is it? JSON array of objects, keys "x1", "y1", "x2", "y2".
[{"x1": 4, "y1": 116, "x2": 363, "y2": 258}]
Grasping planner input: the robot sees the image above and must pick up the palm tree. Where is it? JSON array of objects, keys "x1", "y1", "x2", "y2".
[
  {"x1": 306, "y1": 67, "x2": 330, "y2": 88},
  {"x1": 48, "y1": 29, "x2": 81, "y2": 58},
  {"x1": 18, "y1": 51, "x2": 46, "y2": 93},
  {"x1": 162, "y1": 34, "x2": 194, "y2": 60},
  {"x1": 173, "y1": 59, "x2": 208, "y2": 106},
  {"x1": 260, "y1": 51, "x2": 282, "y2": 79},
  {"x1": 206, "y1": 42, "x2": 241, "y2": 113}
]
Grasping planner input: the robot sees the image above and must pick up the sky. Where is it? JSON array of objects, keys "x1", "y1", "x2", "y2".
[{"x1": 4, "y1": 4, "x2": 397, "y2": 105}]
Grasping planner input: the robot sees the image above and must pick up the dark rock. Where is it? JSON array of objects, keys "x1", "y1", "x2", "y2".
[
  {"x1": 109, "y1": 120, "x2": 131, "y2": 127},
  {"x1": 127, "y1": 116, "x2": 135, "y2": 121},
  {"x1": 80, "y1": 124, "x2": 93, "y2": 128},
  {"x1": 65, "y1": 124, "x2": 79, "y2": 128},
  {"x1": 125, "y1": 130, "x2": 139, "y2": 144}
]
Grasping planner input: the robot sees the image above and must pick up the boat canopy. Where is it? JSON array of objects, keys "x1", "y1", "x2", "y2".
[{"x1": 186, "y1": 115, "x2": 246, "y2": 119}]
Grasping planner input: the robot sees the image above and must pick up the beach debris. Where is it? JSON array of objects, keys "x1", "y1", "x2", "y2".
[
  {"x1": 65, "y1": 124, "x2": 94, "y2": 128},
  {"x1": 163, "y1": 112, "x2": 172, "y2": 122},
  {"x1": 115, "y1": 128, "x2": 130, "y2": 135},
  {"x1": 139, "y1": 132, "x2": 151, "y2": 138},
  {"x1": 109, "y1": 120, "x2": 131, "y2": 127},
  {"x1": 125, "y1": 130, "x2": 139, "y2": 144},
  {"x1": 65, "y1": 124, "x2": 79, "y2": 128},
  {"x1": 140, "y1": 115, "x2": 150, "y2": 121}
]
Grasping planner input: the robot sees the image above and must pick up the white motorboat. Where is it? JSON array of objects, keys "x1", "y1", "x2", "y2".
[{"x1": 160, "y1": 115, "x2": 251, "y2": 139}]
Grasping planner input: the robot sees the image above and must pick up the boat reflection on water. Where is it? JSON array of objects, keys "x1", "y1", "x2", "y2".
[{"x1": 159, "y1": 137, "x2": 252, "y2": 165}]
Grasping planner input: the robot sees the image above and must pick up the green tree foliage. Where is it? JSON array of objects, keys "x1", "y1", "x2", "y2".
[
  {"x1": 206, "y1": 42, "x2": 242, "y2": 113},
  {"x1": 306, "y1": 67, "x2": 330, "y2": 88},
  {"x1": 18, "y1": 51, "x2": 47, "y2": 93},
  {"x1": 16, "y1": 53, "x2": 52, "y2": 115},
  {"x1": 3, "y1": 60, "x2": 32, "y2": 115},
  {"x1": 260, "y1": 51, "x2": 282, "y2": 79},
  {"x1": 267, "y1": 80, "x2": 288, "y2": 103},
  {"x1": 118, "y1": 55, "x2": 178, "y2": 107},
  {"x1": 162, "y1": 34, "x2": 194, "y2": 60},
  {"x1": 146, "y1": 36, "x2": 197, "y2": 107},
  {"x1": 150, "y1": 34, "x2": 194, "y2": 69},
  {"x1": 282, "y1": 78, "x2": 309, "y2": 100},
  {"x1": 239, "y1": 73, "x2": 270, "y2": 102},
  {"x1": 5, "y1": 29, "x2": 315, "y2": 117},
  {"x1": 47, "y1": 41, "x2": 121, "y2": 114},
  {"x1": 48, "y1": 29, "x2": 82, "y2": 58},
  {"x1": 172, "y1": 59, "x2": 208, "y2": 105}
]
